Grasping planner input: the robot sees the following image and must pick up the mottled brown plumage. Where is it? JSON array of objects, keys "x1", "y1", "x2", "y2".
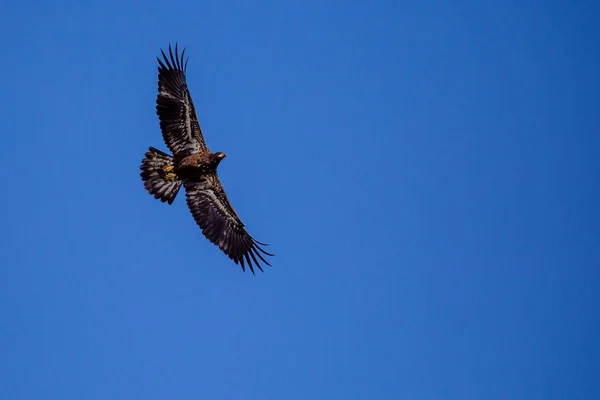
[{"x1": 140, "y1": 44, "x2": 272, "y2": 273}]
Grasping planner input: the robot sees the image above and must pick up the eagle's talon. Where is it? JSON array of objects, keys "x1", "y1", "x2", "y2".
[
  {"x1": 165, "y1": 172, "x2": 177, "y2": 182},
  {"x1": 164, "y1": 165, "x2": 175, "y2": 173}
]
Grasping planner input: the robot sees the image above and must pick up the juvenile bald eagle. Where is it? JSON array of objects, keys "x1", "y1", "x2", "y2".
[{"x1": 140, "y1": 44, "x2": 272, "y2": 273}]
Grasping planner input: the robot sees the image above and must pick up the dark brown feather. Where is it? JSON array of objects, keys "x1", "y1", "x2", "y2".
[
  {"x1": 140, "y1": 147, "x2": 182, "y2": 204},
  {"x1": 183, "y1": 174, "x2": 273, "y2": 274},
  {"x1": 156, "y1": 44, "x2": 208, "y2": 160}
]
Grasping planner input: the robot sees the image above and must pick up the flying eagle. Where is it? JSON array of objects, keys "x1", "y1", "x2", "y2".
[{"x1": 140, "y1": 44, "x2": 272, "y2": 273}]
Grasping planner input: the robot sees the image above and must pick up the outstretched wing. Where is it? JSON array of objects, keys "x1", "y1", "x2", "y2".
[
  {"x1": 184, "y1": 174, "x2": 273, "y2": 273},
  {"x1": 156, "y1": 44, "x2": 207, "y2": 158}
]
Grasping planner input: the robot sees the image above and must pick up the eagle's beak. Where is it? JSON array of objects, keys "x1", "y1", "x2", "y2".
[{"x1": 219, "y1": 153, "x2": 227, "y2": 159}]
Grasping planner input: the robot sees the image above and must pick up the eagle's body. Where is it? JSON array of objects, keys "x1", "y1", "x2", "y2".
[
  {"x1": 140, "y1": 44, "x2": 272, "y2": 273},
  {"x1": 176, "y1": 151, "x2": 225, "y2": 178}
]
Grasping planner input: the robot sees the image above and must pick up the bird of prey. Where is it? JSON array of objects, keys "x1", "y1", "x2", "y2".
[{"x1": 140, "y1": 44, "x2": 272, "y2": 273}]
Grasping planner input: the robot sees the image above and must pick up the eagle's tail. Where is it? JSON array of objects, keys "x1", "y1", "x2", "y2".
[{"x1": 140, "y1": 147, "x2": 182, "y2": 205}]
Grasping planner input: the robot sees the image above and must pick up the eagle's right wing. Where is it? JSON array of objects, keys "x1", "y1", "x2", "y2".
[
  {"x1": 156, "y1": 44, "x2": 208, "y2": 159},
  {"x1": 183, "y1": 173, "x2": 273, "y2": 273}
]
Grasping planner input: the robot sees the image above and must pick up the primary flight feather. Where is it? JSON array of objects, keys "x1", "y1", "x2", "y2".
[{"x1": 140, "y1": 44, "x2": 273, "y2": 273}]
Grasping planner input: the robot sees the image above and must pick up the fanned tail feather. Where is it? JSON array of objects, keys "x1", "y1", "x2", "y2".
[{"x1": 140, "y1": 147, "x2": 182, "y2": 204}]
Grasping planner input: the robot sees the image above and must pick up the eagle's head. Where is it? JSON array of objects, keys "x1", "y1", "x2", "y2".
[{"x1": 212, "y1": 152, "x2": 227, "y2": 167}]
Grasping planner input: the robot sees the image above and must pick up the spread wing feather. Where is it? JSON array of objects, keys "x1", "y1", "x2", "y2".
[
  {"x1": 184, "y1": 174, "x2": 273, "y2": 273},
  {"x1": 156, "y1": 44, "x2": 207, "y2": 159}
]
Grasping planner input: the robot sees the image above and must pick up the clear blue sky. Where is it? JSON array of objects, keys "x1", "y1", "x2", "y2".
[{"x1": 1, "y1": 1, "x2": 599, "y2": 399}]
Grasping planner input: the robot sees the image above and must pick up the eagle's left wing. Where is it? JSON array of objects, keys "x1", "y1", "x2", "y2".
[
  {"x1": 184, "y1": 174, "x2": 273, "y2": 273},
  {"x1": 156, "y1": 44, "x2": 208, "y2": 159}
]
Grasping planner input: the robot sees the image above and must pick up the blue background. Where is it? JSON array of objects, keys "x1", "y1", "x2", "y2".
[{"x1": 1, "y1": 1, "x2": 599, "y2": 399}]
